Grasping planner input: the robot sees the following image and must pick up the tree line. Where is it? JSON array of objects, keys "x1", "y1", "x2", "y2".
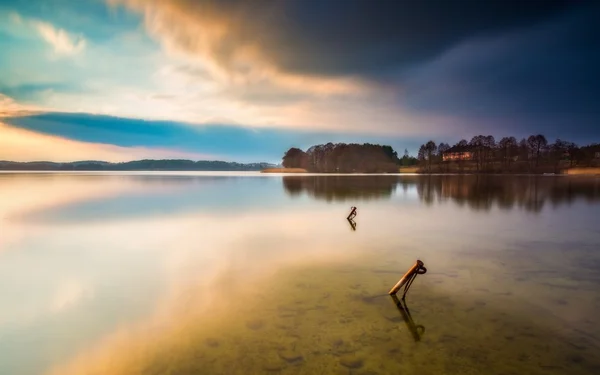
[
  {"x1": 417, "y1": 135, "x2": 600, "y2": 173},
  {"x1": 282, "y1": 143, "x2": 417, "y2": 173},
  {"x1": 0, "y1": 160, "x2": 275, "y2": 171}
]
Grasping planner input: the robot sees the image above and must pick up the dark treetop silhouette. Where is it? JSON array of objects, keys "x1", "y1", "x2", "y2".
[
  {"x1": 282, "y1": 143, "x2": 416, "y2": 173},
  {"x1": 416, "y1": 135, "x2": 600, "y2": 174},
  {"x1": 283, "y1": 136, "x2": 599, "y2": 174}
]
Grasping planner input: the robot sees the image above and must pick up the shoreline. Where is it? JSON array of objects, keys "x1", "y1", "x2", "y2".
[
  {"x1": 261, "y1": 168, "x2": 308, "y2": 173},
  {"x1": 0, "y1": 169, "x2": 598, "y2": 176},
  {"x1": 565, "y1": 167, "x2": 600, "y2": 175},
  {"x1": 260, "y1": 167, "x2": 600, "y2": 176}
]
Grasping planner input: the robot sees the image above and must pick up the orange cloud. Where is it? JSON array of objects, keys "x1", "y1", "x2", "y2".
[
  {"x1": 104, "y1": 0, "x2": 455, "y2": 136},
  {"x1": 0, "y1": 122, "x2": 211, "y2": 162},
  {"x1": 107, "y1": 0, "x2": 371, "y2": 97},
  {"x1": 0, "y1": 94, "x2": 46, "y2": 118}
]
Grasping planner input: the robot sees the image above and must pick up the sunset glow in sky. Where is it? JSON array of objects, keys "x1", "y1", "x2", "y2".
[{"x1": 1, "y1": 0, "x2": 598, "y2": 162}]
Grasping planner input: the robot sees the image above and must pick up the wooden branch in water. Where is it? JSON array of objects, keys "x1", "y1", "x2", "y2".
[{"x1": 388, "y1": 260, "x2": 426, "y2": 296}]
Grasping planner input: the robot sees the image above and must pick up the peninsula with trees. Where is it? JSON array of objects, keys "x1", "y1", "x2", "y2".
[
  {"x1": 274, "y1": 143, "x2": 417, "y2": 173},
  {"x1": 276, "y1": 136, "x2": 600, "y2": 174}
]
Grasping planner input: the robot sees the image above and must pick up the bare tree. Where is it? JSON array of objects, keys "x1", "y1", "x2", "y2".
[
  {"x1": 425, "y1": 140, "x2": 437, "y2": 173},
  {"x1": 549, "y1": 139, "x2": 570, "y2": 173},
  {"x1": 418, "y1": 145, "x2": 426, "y2": 163},
  {"x1": 498, "y1": 136, "x2": 517, "y2": 170},
  {"x1": 527, "y1": 134, "x2": 548, "y2": 168},
  {"x1": 565, "y1": 142, "x2": 579, "y2": 167},
  {"x1": 438, "y1": 142, "x2": 450, "y2": 172},
  {"x1": 483, "y1": 135, "x2": 496, "y2": 170},
  {"x1": 469, "y1": 135, "x2": 485, "y2": 171}
]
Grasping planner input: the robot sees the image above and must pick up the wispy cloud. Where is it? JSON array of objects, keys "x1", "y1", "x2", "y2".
[
  {"x1": 1, "y1": 10, "x2": 87, "y2": 56},
  {"x1": 32, "y1": 20, "x2": 86, "y2": 55},
  {"x1": 0, "y1": 93, "x2": 45, "y2": 118}
]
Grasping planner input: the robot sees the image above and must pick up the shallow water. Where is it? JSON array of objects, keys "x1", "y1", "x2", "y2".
[{"x1": 1, "y1": 172, "x2": 599, "y2": 374}]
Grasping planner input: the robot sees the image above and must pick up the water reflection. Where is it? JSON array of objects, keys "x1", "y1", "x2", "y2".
[
  {"x1": 413, "y1": 175, "x2": 600, "y2": 213},
  {"x1": 1, "y1": 172, "x2": 599, "y2": 375},
  {"x1": 283, "y1": 176, "x2": 399, "y2": 201},
  {"x1": 390, "y1": 294, "x2": 425, "y2": 342},
  {"x1": 283, "y1": 175, "x2": 600, "y2": 212},
  {"x1": 8, "y1": 175, "x2": 288, "y2": 224},
  {"x1": 347, "y1": 217, "x2": 357, "y2": 231}
]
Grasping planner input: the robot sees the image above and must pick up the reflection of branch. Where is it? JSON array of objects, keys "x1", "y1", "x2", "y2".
[
  {"x1": 347, "y1": 217, "x2": 357, "y2": 231},
  {"x1": 390, "y1": 294, "x2": 425, "y2": 342}
]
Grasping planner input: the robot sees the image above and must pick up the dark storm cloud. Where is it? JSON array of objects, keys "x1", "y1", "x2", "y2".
[
  {"x1": 114, "y1": 0, "x2": 579, "y2": 77},
  {"x1": 399, "y1": 2, "x2": 600, "y2": 142},
  {"x1": 268, "y1": 0, "x2": 579, "y2": 76},
  {"x1": 110, "y1": 0, "x2": 599, "y2": 142}
]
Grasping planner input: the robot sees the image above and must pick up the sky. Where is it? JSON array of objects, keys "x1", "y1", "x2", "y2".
[{"x1": 0, "y1": 0, "x2": 599, "y2": 163}]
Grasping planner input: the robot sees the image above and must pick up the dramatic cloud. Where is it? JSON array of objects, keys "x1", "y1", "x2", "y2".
[
  {"x1": 107, "y1": 0, "x2": 375, "y2": 99},
  {"x1": 1, "y1": 0, "x2": 598, "y2": 162},
  {"x1": 108, "y1": 0, "x2": 575, "y2": 78},
  {"x1": 98, "y1": 0, "x2": 467, "y2": 135},
  {"x1": 104, "y1": 0, "x2": 599, "y2": 141},
  {"x1": 398, "y1": 3, "x2": 600, "y2": 142}
]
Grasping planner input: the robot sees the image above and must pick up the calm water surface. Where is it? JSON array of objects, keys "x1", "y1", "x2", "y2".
[{"x1": 1, "y1": 172, "x2": 599, "y2": 375}]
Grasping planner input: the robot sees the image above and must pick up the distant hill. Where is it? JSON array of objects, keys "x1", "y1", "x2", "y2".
[{"x1": 0, "y1": 159, "x2": 277, "y2": 171}]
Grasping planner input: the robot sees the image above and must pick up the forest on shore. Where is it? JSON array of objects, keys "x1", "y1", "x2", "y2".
[
  {"x1": 281, "y1": 135, "x2": 600, "y2": 174},
  {"x1": 416, "y1": 135, "x2": 600, "y2": 173},
  {"x1": 281, "y1": 143, "x2": 417, "y2": 173}
]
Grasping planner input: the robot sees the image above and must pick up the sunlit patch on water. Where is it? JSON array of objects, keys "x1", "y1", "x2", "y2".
[{"x1": 49, "y1": 256, "x2": 600, "y2": 375}]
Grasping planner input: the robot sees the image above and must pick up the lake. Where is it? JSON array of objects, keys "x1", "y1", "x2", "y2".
[{"x1": 1, "y1": 172, "x2": 599, "y2": 375}]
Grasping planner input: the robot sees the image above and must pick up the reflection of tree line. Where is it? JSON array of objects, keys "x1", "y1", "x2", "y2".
[
  {"x1": 282, "y1": 176, "x2": 399, "y2": 202},
  {"x1": 283, "y1": 176, "x2": 600, "y2": 212},
  {"x1": 414, "y1": 176, "x2": 600, "y2": 213}
]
